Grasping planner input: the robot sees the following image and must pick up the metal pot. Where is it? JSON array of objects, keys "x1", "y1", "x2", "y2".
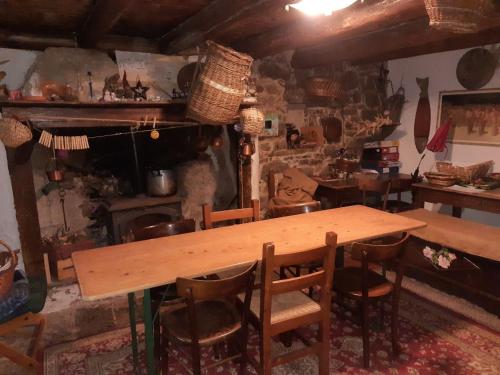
[{"x1": 146, "y1": 169, "x2": 176, "y2": 197}]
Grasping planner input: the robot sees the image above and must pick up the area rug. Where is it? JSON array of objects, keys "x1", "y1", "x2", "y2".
[{"x1": 41, "y1": 291, "x2": 499, "y2": 375}]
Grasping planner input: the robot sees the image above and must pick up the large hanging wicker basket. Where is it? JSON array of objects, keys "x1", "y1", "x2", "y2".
[
  {"x1": 0, "y1": 240, "x2": 17, "y2": 299},
  {"x1": 0, "y1": 117, "x2": 33, "y2": 148},
  {"x1": 240, "y1": 107, "x2": 265, "y2": 135},
  {"x1": 424, "y1": 0, "x2": 494, "y2": 33},
  {"x1": 187, "y1": 41, "x2": 253, "y2": 126}
]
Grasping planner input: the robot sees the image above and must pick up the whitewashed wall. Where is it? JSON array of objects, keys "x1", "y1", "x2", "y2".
[
  {"x1": 0, "y1": 48, "x2": 40, "y2": 268},
  {"x1": 387, "y1": 45, "x2": 500, "y2": 226}
]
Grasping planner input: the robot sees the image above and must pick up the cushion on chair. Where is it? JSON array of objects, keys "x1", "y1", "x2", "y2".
[
  {"x1": 246, "y1": 290, "x2": 320, "y2": 325},
  {"x1": 334, "y1": 267, "x2": 393, "y2": 299},
  {"x1": 162, "y1": 299, "x2": 241, "y2": 346},
  {"x1": 0, "y1": 277, "x2": 46, "y2": 324}
]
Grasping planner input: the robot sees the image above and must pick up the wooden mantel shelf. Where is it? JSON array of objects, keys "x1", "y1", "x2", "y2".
[{"x1": 0, "y1": 99, "x2": 257, "y2": 128}]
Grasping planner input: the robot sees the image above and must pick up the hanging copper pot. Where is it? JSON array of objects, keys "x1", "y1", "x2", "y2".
[
  {"x1": 241, "y1": 141, "x2": 255, "y2": 157},
  {"x1": 211, "y1": 136, "x2": 224, "y2": 149}
]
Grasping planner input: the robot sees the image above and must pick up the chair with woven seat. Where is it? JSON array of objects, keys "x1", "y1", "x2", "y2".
[
  {"x1": 247, "y1": 232, "x2": 337, "y2": 375},
  {"x1": 386, "y1": 178, "x2": 414, "y2": 213},
  {"x1": 0, "y1": 276, "x2": 47, "y2": 374},
  {"x1": 268, "y1": 201, "x2": 322, "y2": 296},
  {"x1": 202, "y1": 199, "x2": 260, "y2": 229},
  {"x1": 160, "y1": 261, "x2": 258, "y2": 375},
  {"x1": 333, "y1": 233, "x2": 410, "y2": 368},
  {"x1": 357, "y1": 178, "x2": 392, "y2": 211}
]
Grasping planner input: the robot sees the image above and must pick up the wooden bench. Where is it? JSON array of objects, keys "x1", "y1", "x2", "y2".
[{"x1": 397, "y1": 209, "x2": 500, "y2": 314}]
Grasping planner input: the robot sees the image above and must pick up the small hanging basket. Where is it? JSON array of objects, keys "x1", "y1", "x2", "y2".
[
  {"x1": 0, "y1": 240, "x2": 18, "y2": 299},
  {"x1": 0, "y1": 117, "x2": 33, "y2": 148},
  {"x1": 305, "y1": 78, "x2": 343, "y2": 98},
  {"x1": 424, "y1": 0, "x2": 494, "y2": 33},
  {"x1": 240, "y1": 107, "x2": 265, "y2": 135},
  {"x1": 187, "y1": 41, "x2": 253, "y2": 126}
]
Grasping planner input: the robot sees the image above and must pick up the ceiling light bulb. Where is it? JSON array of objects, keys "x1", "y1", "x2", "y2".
[{"x1": 287, "y1": 0, "x2": 358, "y2": 16}]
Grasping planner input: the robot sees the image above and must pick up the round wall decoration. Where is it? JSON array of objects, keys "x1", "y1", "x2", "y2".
[{"x1": 456, "y1": 48, "x2": 497, "y2": 90}]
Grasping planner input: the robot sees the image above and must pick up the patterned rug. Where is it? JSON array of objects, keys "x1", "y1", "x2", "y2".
[{"x1": 40, "y1": 291, "x2": 499, "y2": 375}]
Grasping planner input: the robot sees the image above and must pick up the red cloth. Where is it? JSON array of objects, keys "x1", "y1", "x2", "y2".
[{"x1": 427, "y1": 119, "x2": 452, "y2": 153}]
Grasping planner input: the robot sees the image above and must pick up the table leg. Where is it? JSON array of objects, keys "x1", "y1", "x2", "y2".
[
  {"x1": 128, "y1": 293, "x2": 140, "y2": 375},
  {"x1": 452, "y1": 206, "x2": 463, "y2": 218},
  {"x1": 143, "y1": 289, "x2": 157, "y2": 375}
]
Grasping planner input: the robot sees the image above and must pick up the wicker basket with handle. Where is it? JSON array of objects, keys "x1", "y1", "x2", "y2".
[
  {"x1": 240, "y1": 107, "x2": 265, "y2": 135},
  {"x1": 436, "y1": 160, "x2": 494, "y2": 184},
  {"x1": 0, "y1": 117, "x2": 33, "y2": 148},
  {"x1": 424, "y1": 0, "x2": 494, "y2": 33},
  {"x1": 187, "y1": 41, "x2": 253, "y2": 126},
  {"x1": 0, "y1": 240, "x2": 18, "y2": 299}
]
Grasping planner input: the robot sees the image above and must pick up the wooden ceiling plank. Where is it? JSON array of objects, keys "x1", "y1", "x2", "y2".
[
  {"x1": 291, "y1": 15, "x2": 500, "y2": 67},
  {"x1": 159, "y1": 0, "x2": 290, "y2": 54},
  {"x1": 78, "y1": 0, "x2": 135, "y2": 48},
  {"x1": 234, "y1": 0, "x2": 426, "y2": 58}
]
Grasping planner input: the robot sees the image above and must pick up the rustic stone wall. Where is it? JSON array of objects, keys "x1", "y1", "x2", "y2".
[{"x1": 251, "y1": 52, "x2": 385, "y2": 213}]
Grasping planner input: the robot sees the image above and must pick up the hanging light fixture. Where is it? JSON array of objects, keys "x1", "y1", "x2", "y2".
[{"x1": 286, "y1": 0, "x2": 358, "y2": 16}]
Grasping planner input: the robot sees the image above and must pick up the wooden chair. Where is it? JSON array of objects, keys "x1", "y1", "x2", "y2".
[
  {"x1": 248, "y1": 232, "x2": 338, "y2": 375},
  {"x1": 0, "y1": 277, "x2": 47, "y2": 374},
  {"x1": 202, "y1": 199, "x2": 260, "y2": 229},
  {"x1": 268, "y1": 201, "x2": 321, "y2": 219},
  {"x1": 333, "y1": 233, "x2": 410, "y2": 368},
  {"x1": 268, "y1": 201, "x2": 322, "y2": 296},
  {"x1": 131, "y1": 218, "x2": 196, "y2": 242},
  {"x1": 160, "y1": 261, "x2": 258, "y2": 375},
  {"x1": 386, "y1": 178, "x2": 414, "y2": 213},
  {"x1": 357, "y1": 178, "x2": 392, "y2": 211}
]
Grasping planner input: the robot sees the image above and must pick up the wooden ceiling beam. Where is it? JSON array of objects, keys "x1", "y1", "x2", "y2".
[
  {"x1": 291, "y1": 15, "x2": 500, "y2": 68},
  {"x1": 0, "y1": 28, "x2": 158, "y2": 54},
  {"x1": 78, "y1": 0, "x2": 135, "y2": 48},
  {"x1": 159, "y1": 0, "x2": 290, "y2": 54},
  {"x1": 233, "y1": 0, "x2": 426, "y2": 58}
]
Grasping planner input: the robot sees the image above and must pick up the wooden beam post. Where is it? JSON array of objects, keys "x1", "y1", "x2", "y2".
[
  {"x1": 234, "y1": 0, "x2": 426, "y2": 58},
  {"x1": 6, "y1": 146, "x2": 44, "y2": 277},
  {"x1": 292, "y1": 16, "x2": 500, "y2": 67},
  {"x1": 159, "y1": 0, "x2": 291, "y2": 54},
  {"x1": 78, "y1": 0, "x2": 135, "y2": 48}
]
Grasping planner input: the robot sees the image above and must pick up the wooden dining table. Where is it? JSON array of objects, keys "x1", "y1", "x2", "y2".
[{"x1": 72, "y1": 205, "x2": 426, "y2": 375}]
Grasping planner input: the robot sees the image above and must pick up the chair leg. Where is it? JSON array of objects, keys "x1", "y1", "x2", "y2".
[
  {"x1": 318, "y1": 319, "x2": 330, "y2": 375},
  {"x1": 161, "y1": 329, "x2": 170, "y2": 374},
  {"x1": 361, "y1": 299, "x2": 370, "y2": 368},
  {"x1": 261, "y1": 333, "x2": 272, "y2": 375},
  {"x1": 0, "y1": 341, "x2": 40, "y2": 371},
  {"x1": 239, "y1": 331, "x2": 249, "y2": 375},
  {"x1": 191, "y1": 341, "x2": 202, "y2": 375},
  {"x1": 391, "y1": 294, "x2": 400, "y2": 357}
]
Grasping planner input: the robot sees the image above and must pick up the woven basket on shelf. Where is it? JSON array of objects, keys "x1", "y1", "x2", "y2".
[
  {"x1": 0, "y1": 240, "x2": 17, "y2": 299},
  {"x1": 436, "y1": 160, "x2": 494, "y2": 184},
  {"x1": 424, "y1": 172, "x2": 457, "y2": 187},
  {"x1": 187, "y1": 41, "x2": 253, "y2": 126},
  {"x1": 0, "y1": 117, "x2": 32, "y2": 148},
  {"x1": 305, "y1": 78, "x2": 343, "y2": 98},
  {"x1": 424, "y1": 0, "x2": 494, "y2": 33},
  {"x1": 240, "y1": 107, "x2": 265, "y2": 135}
]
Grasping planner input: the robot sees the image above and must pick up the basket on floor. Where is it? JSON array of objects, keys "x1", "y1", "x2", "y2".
[
  {"x1": 187, "y1": 41, "x2": 253, "y2": 126},
  {"x1": 240, "y1": 107, "x2": 264, "y2": 135},
  {"x1": 0, "y1": 117, "x2": 32, "y2": 148},
  {"x1": 424, "y1": 0, "x2": 494, "y2": 33},
  {"x1": 0, "y1": 240, "x2": 17, "y2": 299},
  {"x1": 305, "y1": 78, "x2": 343, "y2": 98},
  {"x1": 436, "y1": 160, "x2": 494, "y2": 184}
]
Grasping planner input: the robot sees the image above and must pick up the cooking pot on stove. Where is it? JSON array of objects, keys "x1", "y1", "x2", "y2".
[{"x1": 146, "y1": 169, "x2": 176, "y2": 196}]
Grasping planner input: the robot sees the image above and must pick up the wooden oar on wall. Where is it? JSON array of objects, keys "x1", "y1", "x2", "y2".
[{"x1": 414, "y1": 77, "x2": 431, "y2": 154}]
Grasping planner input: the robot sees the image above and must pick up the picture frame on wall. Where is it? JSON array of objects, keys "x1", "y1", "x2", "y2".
[
  {"x1": 263, "y1": 113, "x2": 279, "y2": 137},
  {"x1": 437, "y1": 89, "x2": 500, "y2": 147}
]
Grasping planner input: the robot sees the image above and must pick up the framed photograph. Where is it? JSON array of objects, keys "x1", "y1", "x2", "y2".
[
  {"x1": 262, "y1": 113, "x2": 279, "y2": 137},
  {"x1": 437, "y1": 89, "x2": 500, "y2": 146}
]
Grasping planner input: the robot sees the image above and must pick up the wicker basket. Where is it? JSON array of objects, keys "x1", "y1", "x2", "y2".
[
  {"x1": 187, "y1": 41, "x2": 253, "y2": 126},
  {"x1": 424, "y1": 0, "x2": 494, "y2": 33},
  {"x1": 0, "y1": 240, "x2": 17, "y2": 299},
  {"x1": 436, "y1": 160, "x2": 494, "y2": 184},
  {"x1": 305, "y1": 78, "x2": 343, "y2": 98},
  {"x1": 240, "y1": 107, "x2": 264, "y2": 135},
  {"x1": 0, "y1": 117, "x2": 33, "y2": 148},
  {"x1": 424, "y1": 172, "x2": 457, "y2": 187}
]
